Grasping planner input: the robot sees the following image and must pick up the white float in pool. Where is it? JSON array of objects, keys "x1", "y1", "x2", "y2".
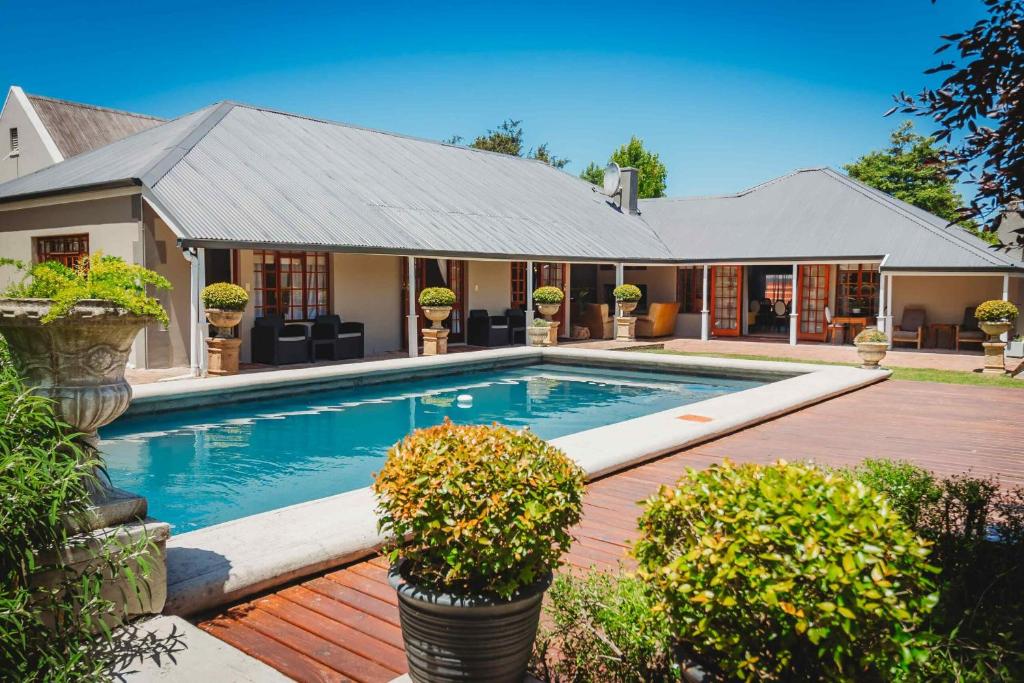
[{"x1": 456, "y1": 394, "x2": 473, "y2": 408}]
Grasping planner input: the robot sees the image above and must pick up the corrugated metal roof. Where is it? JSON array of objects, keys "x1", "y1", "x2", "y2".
[
  {"x1": 26, "y1": 93, "x2": 165, "y2": 158},
  {"x1": 640, "y1": 168, "x2": 1020, "y2": 271}
]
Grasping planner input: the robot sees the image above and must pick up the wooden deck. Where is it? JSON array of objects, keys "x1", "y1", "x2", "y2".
[{"x1": 199, "y1": 380, "x2": 1024, "y2": 682}]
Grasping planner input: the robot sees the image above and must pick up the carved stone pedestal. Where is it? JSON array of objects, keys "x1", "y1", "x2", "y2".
[
  {"x1": 422, "y1": 328, "x2": 449, "y2": 356},
  {"x1": 206, "y1": 337, "x2": 242, "y2": 376},
  {"x1": 983, "y1": 341, "x2": 1007, "y2": 374},
  {"x1": 615, "y1": 316, "x2": 636, "y2": 342},
  {"x1": 546, "y1": 322, "x2": 560, "y2": 346}
]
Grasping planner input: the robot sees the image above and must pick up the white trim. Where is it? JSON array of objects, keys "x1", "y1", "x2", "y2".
[
  {"x1": 882, "y1": 270, "x2": 1020, "y2": 277},
  {"x1": 0, "y1": 185, "x2": 139, "y2": 212},
  {"x1": 8, "y1": 86, "x2": 63, "y2": 163},
  {"x1": 525, "y1": 260, "x2": 534, "y2": 327},
  {"x1": 406, "y1": 256, "x2": 417, "y2": 358},
  {"x1": 700, "y1": 264, "x2": 709, "y2": 341},
  {"x1": 789, "y1": 263, "x2": 799, "y2": 345}
]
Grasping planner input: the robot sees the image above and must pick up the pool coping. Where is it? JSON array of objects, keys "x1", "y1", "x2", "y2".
[{"x1": 150, "y1": 347, "x2": 888, "y2": 616}]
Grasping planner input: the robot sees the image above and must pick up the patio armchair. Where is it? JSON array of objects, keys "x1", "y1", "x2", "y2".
[
  {"x1": 505, "y1": 309, "x2": 526, "y2": 345},
  {"x1": 580, "y1": 303, "x2": 613, "y2": 340},
  {"x1": 311, "y1": 314, "x2": 365, "y2": 360},
  {"x1": 251, "y1": 315, "x2": 310, "y2": 365},
  {"x1": 955, "y1": 306, "x2": 986, "y2": 351},
  {"x1": 467, "y1": 309, "x2": 511, "y2": 347},
  {"x1": 636, "y1": 302, "x2": 680, "y2": 338},
  {"x1": 892, "y1": 307, "x2": 926, "y2": 349}
]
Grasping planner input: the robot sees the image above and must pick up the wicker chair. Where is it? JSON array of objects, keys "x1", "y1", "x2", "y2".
[
  {"x1": 311, "y1": 314, "x2": 365, "y2": 360},
  {"x1": 251, "y1": 315, "x2": 310, "y2": 365},
  {"x1": 467, "y1": 309, "x2": 511, "y2": 347}
]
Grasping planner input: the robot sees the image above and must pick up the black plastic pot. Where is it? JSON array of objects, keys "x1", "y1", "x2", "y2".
[{"x1": 388, "y1": 561, "x2": 551, "y2": 683}]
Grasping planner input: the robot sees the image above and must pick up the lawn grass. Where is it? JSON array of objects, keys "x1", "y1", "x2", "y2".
[{"x1": 641, "y1": 348, "x2": 1024, "y2": 389}]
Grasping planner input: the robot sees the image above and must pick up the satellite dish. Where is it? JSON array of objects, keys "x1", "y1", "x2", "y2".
[{"x1": 602, "y1": 162, "x2": 622, "y2": 196}]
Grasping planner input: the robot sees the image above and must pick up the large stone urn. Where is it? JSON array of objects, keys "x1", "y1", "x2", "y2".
[
  {"x1": 422, "y1": 305, "x2": 452, "y2": 330},
  {"x1": 980, "y1": 320, "x2": 1013, "y2": 374},
  {"x1": 205, "y1": 308, "x2": 244, "y2": 376},
  {"x1": 535, "y1": 302, "x2": 561, "y2": 320},
  {"x1": 855, "y1": 341, "x2": 888, "y2": 370},
  {"x1": 617, "y1": 299, "x2": 639, "y2": 316}
]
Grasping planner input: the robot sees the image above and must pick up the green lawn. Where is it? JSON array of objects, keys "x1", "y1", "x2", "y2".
[{"x1": 641, "y1": 348, "x2": 1024, "y2": 389}]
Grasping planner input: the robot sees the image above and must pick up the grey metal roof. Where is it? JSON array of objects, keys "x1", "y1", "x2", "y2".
[
  {"x1": 26, "y1": 93, "x2": 165, "y2": 159},
  {"x1": 640, "y1": 168, "x2": 1020, "y2": 271}
]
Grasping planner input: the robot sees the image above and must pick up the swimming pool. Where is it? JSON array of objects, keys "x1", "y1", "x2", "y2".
[{"x1": 101, "y1": 363, "x2": 762, "y2": 532}]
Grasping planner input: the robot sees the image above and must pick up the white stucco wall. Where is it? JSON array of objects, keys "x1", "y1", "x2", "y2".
[
  {"x1": 890, "y1": 274, "x2": 1005, "y2": 327},
  {"x1": 466, "y1": 260, "x2": 511, "y2": 314},
  {"x1": 0, "y1": 88, "x2": 60, "y2": 183},
  {"x1": 332, "y1": 253, "x2": 402, "y2": 356},
  {"x1": 142, "y1": 210, "x2": 191, "y2": 369}
]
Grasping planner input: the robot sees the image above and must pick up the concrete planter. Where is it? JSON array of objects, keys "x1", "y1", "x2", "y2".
[
  {"x1": 855, "y1": 341, "x2": 888, "y2": 370},
  {"x1": 535, "y1": 302, "x2": 561, "y2": 320},
  {"x1": 422, "y1": 306, "x2": 452, "y2": 330},
  {"x1": 616, "y1": 299, "x2": 639, "y2": 316},
  {"x1": 979, "y1": 320, "x2": 1013, "y2": 339},
  {"x1": 1007, "y1": 339, "x2": 1024, "y2": 358},
  {"x1": 389, "y1": 562, "x2": 550, "y2": 683},
  {"x1": 205, "y1": 308, "x2": 243, "y2": 337},
  {"x1": 527, "y1": 326, "x2": 549, "y2": 347}
]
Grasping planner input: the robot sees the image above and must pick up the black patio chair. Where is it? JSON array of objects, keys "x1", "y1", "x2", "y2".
[
  {"x1": 506, "y1": 309, "x2": 526, "y2": 345},
  {"x1": 251, "y1": 314, "x2": 310, "y2": 365},
  {"x1": 468, "y1": 309, "x2": 511, "y2": 347},
  {"x1": 311, "y1": 314, "x2": 365, "y2": 360}
]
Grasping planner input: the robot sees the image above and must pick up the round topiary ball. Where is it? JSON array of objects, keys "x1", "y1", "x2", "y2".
[
  {"x1": 975, "y1": 299, "x2": 1019, "y2": 323},
  {"x1": 373, "y1": 420, "x2": 585, "y2": 598},
  {"x1": 532, "y1": 286, "x2": 565, "y2": 304},
  {"x1": 200, "y1": 282, "x2": 249, "y2": 311},
  {"x1": 612, "y1": 284, "x2": 642, "y2": 302},
  {"x1": 418, "y1": 287, "x2": 456, "y2": 307},
  {"x1": 633, "y1": 459, "x2": 937, "y2": 681}
]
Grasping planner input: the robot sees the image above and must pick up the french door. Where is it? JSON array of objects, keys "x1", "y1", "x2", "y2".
[
  {"x1": 401, "y1": 258, "x2": 468, "y2": 348},
  {"x1": 710, "y1": 266, "x2": 742, "y2": 336},
  {"x1": 797, "y1": 264, "x2": 831, "y2": 341},
  {"x1": 511, "y1": 262, "x2": 568, "y2": 328}
]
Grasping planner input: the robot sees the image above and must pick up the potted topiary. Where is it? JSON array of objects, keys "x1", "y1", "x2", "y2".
[
  {"x1": 633, "y1": 460, "x2": 936, "y2": 681},
  {"x1": 528, "y1": 318, "x2": 550, "y2": 347},
  {"x1": 533, "y1": 286, "x2": 564, "y2": 320},
  {"x1": 418, "y1": 287, "x2": 456, "y2": 329},
  {"x1": 853, "y1": 328, "x2": 889, "y2": 369},
  {"x1": 374, "y1": 421, "x2": 585, "y2": 682},
  {"x1": 975, "y1": 299, "x2": 1019, "y2": 339},
  {"x1": 613, "y1": 283, "x2": 643, "y2": 316},
  {"x1": 201, "y1": 282, "x2": 248, "y2": 376}
]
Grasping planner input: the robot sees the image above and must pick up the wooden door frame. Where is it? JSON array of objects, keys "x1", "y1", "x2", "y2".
[
  {"x1": 796, "y1": 264, "x2": 831, "y2": 342},
  {"x1": 401, "y1": 258, "x2": 469, "y2": 348},
  {"x1": 710, "y1": 265, "x2": 743, "y2": 337}
]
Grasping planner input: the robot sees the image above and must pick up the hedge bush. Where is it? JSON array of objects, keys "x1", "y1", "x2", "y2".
[
  {"x1": 200, "y1": 282, "x2": 249, "y2": 311},
  {"x1": 633, "y1": 459, "x2": 937, "y2": 681},
  {"x1": 1, "y1": 255, "x2": 171, "y2": 325},
  {"x1": 418, "y1": 286, "x2": 456, "y2": 307},
  {"x1": 532, "y1": 286, "x2": 565, "y2": 304},
  {"x1": 373, "y1": 420, "x2": 585, "y2": 598},
  {"x1": 612, "y1": 284, "x2": 642, "y2": 302},
  {"x1": 855, "y1": 328, "x2": 888, "y2": 344},
  {"x1": 975, "y1": 299, "x2": 1019, "y2": 322}
]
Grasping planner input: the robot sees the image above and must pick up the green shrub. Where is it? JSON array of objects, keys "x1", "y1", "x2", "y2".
[
  {"x1": 531, "y1": 318, "x2": 550, "y2": 327},
  {"x1": 852, "y1": 459, "x2": 941, "y2": 530},
  {"x1": 1, "y1": 255, "x2": 171, "y2": 325},
  {"x1": 612, "y1": 284, "x2": 642, "y2": 302},
  {"x1": 855, "y1": 328, "x2": 889, "y2": 344},
  {"x1": 532, "y1": 286, "x2": 565, "y2": 304},
  {"x1": 975, "y1": 299, "x2": 1019, "y2": 322},
  {"x1": 633, "y1": 459, "x2": 937, "y2": 681},
  {"x1": 531, "y1": 572, "x2": 682, "y2": 682},
  {"x1": 200, "y1": 282, "x2": 248, "y2": 311},
  {"x1": 418, "y1": 286, "x2": 456, "y2": 307},
  {"x1": 373, "y1": 420, "x2": 585, "y2": 598}
]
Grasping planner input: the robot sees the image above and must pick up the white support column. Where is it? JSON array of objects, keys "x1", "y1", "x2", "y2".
[
  {"x1": 886, "y1": 274, "x2": 894, "y2": 348},
  {"x1": 564, "y1": 263, "x2": 571, "y2": 335},
  {"x1": 1002, "y1": 273, "x2": 1011, "y2": 341},
  {"x1": 615, "y1": 263, "x2": 624, "y2": 316},
  {"x1": 525, "y1": 261, "x2": 534, "y2": 328},
  {"x1": 196, "y1": 247, "x2": 207, "y2": 376},
  {"x1": 877, "y1": 271, "x2": 887, "y2": 333},
  {"x1": 789, "y1": 263, "x2": 799, "y2": 346},
  {"x1": 187, "y1": 248, "x2": 201, "y2": 377},
  {"x1": 406, "y1": 256, "x2": 418, "y2": 358},
  {"x1": 700, "y1": 264, "x2": 710, "y2": 341}
]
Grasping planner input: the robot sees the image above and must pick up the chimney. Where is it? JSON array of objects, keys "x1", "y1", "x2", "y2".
[{"x1": 619, "y1": 167, "x2": 639, "y2": 215}]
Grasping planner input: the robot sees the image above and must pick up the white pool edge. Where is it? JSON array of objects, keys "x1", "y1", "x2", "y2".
[{"x1": 157, "y1": 347, "x2": 887, "y2": 616}]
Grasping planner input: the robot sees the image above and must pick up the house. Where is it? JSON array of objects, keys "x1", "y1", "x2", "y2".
[{"x1": 0, "y1": 89, "x2": 1020, "y2": 372}]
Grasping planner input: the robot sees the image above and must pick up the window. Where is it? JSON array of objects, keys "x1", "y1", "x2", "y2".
[
  {"x1": 36, "y1": 234, "x2": 89, "y2": 268},
  {"x1": 676, "y1": 266, "x2": 703, "y2": 313},
  {"x1": 252, "y1": 250, "x2": 329, "y2": 320},
  {"x1": 9, "y1": 127, "x2": 18, "y2": 154},
  {"x1": 837, "y1": 264, "x2": 880, "y2": 317}
]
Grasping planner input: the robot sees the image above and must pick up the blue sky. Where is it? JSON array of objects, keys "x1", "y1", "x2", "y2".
[{"x1": 1, "y1": 0, "x2": 981, "y2": 196}]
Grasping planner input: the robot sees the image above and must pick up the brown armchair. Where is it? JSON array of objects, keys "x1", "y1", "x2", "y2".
[
  {"x1": 636, "y1": 302, "x2": 680, "y2": 338},
  {"x1": 892, "y1": 307, "x2": 926, "y2": 349},
  {"x1": 955, "y1": 306, "x2": 985, "y2": 351},
  {"x1": 580, "y1": 303, "x2": 613, "y2": 340}
]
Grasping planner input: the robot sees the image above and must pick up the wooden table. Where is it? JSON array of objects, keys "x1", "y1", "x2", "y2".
[
  {"x1": 927, "y1": 322, "x2": 957, "y2": 350},
  {"x1": 832, "y1": 316, "x2": 871, "y2": 344}
]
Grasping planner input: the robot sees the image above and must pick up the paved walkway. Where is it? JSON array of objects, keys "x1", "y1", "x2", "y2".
[{"x1": 198, "y1": 379, "x2": 1024, "y2": 682}]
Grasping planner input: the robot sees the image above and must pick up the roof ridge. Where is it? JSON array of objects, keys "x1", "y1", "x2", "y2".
[
  {"x1": 819, "y1": 168, "x2": 1015, "y2": 268},
  {"x1": 25, "y1": 93, "x2": 166, "y2": 122},
  {"x1": 641, "y1": 168, "x2": 810, "y2": 203},
  {"x1": 139, "y1": 102, "x2": 237, "y2": 188}
]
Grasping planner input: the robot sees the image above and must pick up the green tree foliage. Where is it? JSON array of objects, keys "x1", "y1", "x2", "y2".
[
  {"x1": 580, "y1": 136, "x2": 668, "y2": 198},
  {"x1": 451, "y1": 119, "x2": 569, "y2": 168},
  {"x1": 844, "y1": 122, "x2": 994, "y2": 243}
]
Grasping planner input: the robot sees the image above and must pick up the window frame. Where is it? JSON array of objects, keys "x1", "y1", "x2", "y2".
[
  {"x1": 35, "y1": 234, "x2": 89, "y2": 269},
  {"x1": 675, "y1": 266, "x2": 703, "y2": 314},
  {"x1": 836, "y1": 264, "x2": 880, "y2": 317},
  {"x1": 252, "y1": 250, "x2": 331, "y2": 321}
]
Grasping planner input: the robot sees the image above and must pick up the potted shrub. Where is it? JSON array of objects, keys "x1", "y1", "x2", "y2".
[
  {"x1": 533, "y1": 285, "x2": 564, "y2": 320},
  {"x1": 633, "y1": 460, "x2": 936, "y2": 681},
  {"x1": 853, "y1": 327, "x2": 889, "y2": 369},
  {"x1": 1008, "y1": 334, "x2": 1024, "y2": 358},
  {"x1": 374, "y1": 421, "x2": 585, "y2": 682},
  {"x1": 527, "y1": 318, "x2": 550, "y2": 347},
  {"x1": 613, "y1": 283, "x2": 643, "y2": 316},
  {"x1": 418, "y1": 287, "x2": 456, "y2": 329},
  {"x1": 975, "y1": 299, "x2": 1019, "y2": 339},
  {"x1": 201, "y1": 282, "x2": 248, "y2": 376}
]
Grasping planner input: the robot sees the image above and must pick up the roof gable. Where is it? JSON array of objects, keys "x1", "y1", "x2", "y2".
[{"x1": 26, "y1": 94, "x2": 165, "y2": 158}]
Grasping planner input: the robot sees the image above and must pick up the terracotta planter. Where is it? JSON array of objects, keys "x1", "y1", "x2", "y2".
[
  {"x1": 422, "y1": 306, "x2": 452, "y2": 330},
  {"x1": 205, "y1": 308, "x2": 243, "y2": 337},
  {"x1": 527, "y1": 326, "x2": 549, "y2": 347},
  {"x1": 855, "y1": 341, "x2": 888, "y2": 370},
  {"x1": 616, "y1": 299, "x2": 639, "y2": 316},
  {"x1": 535, "y1": 302, "x2": 561, "y2": 320},
  {"x1": 206, "y1": 337, "x2": 242, "y2": 375},
  {"x1": 389, "y1": 561, "x2": 550, "y2": 683},
  {"x1": 979, "y1": 320, "x2": 1013, "y2": 340}
]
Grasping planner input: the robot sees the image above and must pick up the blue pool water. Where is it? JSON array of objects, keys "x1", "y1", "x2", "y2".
[{"x1": 100, "y1": 364, "x2": 761, "y2": 532}]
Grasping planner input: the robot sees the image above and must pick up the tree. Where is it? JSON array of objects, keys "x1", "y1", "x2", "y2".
[
  {"x1": 845, "y1": 121, "x2": 993, "y2": 242},
  {"x1": 447, "y1": 119, "x2": 569, "y2": 168},
  {"x1": 580, "y1": 136, "x2": 668, "y2": 198},
  {"x1": 889, "y1": 0, "x2": 1024, "y2": 249}
]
